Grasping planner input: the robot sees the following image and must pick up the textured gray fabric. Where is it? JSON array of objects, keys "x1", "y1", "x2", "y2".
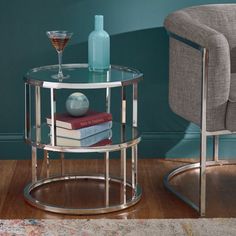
[
  {"x1": 229, "y1": 73, "x2": 236, "y2": 102},
  {"x1": 164, "y1": 4, "x2": 236, "y2": 131},
  {"x1": 226, "y1": 101, "x2": 236, "y2": 131},
  {"x1": 169, "y1": 37, "x2": 228, "y2": 131}
]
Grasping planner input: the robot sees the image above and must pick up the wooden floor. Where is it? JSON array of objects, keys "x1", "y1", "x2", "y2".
[{"x1": 0, "y1": 158, "x2": 236, "y2": 219}]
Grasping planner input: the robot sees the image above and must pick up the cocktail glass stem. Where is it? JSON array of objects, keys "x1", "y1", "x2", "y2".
[{"x1": 57, "y1": 51, "x2": 63, "y2": 78}]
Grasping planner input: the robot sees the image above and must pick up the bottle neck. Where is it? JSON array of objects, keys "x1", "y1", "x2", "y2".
[{"x1": 95, "y1": 15, "x2": 104, "y2": 31}]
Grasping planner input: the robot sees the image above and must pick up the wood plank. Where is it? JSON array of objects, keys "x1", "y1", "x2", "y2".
[
  {"x1": 0, "y1": 158, "x2": 235, "y2": 218},
  {"x1": 0, "y1": 160, "x2": 17, "y2": 212}
]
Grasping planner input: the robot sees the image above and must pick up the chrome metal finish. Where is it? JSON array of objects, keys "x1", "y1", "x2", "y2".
[
  {"x1": 199, "y1": 48, "x2": 208, "y2": 216},
  {"x1": 105, "y1": 152, "x2": 109, "y2": 206},
  {"x1": 24, "y1": 64, "x2": 143, "y2": 89},
  {"x1": 29, "y1": 85, "x2": 32, "y2": 139},
  {"x1": 24, "y1": 63, "x2": 142, "y2": 215},
  {"x1": 167, "y1": 31, "x2": 202, "y2": 51},
  {"x1": 120, "y1": 85, "x2": 127, "y2": 203},
  {"x1": 24, "y1": 83, "x2": 30, "y2": 140},
  {"x1": 205, "y1": 130, "x2": 236, "y2": 136},
  {"x1": 213, "y1": 136, "x2": 219, "y2": 162},
  {"x1": 166, "y1": 31, "x2": 236, "y2": 216},
  {"x1": 27, "y1": 130, "x2": 141, "y2": 153},
  {"x1": 106, "y1": 87, "x2": 111, "y2": 114},
  {"x1": 133, "y1": 83, "x2": 138, "y2": 127},
  {"x1": 135, "y1": 145, "x2": 138, "y2": 190},
  {"x1": 50, "y1": 88, "x2": 56, "y2": 146},
  {"x1": 131, "y1": 147, "x2": 135, "y2": 190},
  {"x1": 164, "y1": 160, "x2": 236, "y2": 213},
  {"x1": 61, "y1": 152, "x2": 65, "y2": 176},
  {"x1": 132, "y1": 144, "x2": 138, "y2": 190},
  {"x1": 43, "y1": 150, "x2": 50, "y2": 178},
  {"x1": 24, "y1": 175, "x2": 142, "y2": 215},
  {"x1": 32, "y1": 146, "x2": 37, "y2": 183},
  {"x1": 35, "y1": 86, "x2": 41, "y2": 143},
  {"x1": 27, "y1": 137, "x2": 141, "y2": 153},
  {"x1": 121, "y1": 86, "x2": 126, "y2": 124},
  {"x1": 132, "y1": 82, "x2": 138, "y2": 191},
  {"x1": 132, "y1": 92, "x2": 139, "y2": 193},
  {"x1": 200, "y1": 134, "x2": 207, "y2": 216},
  {"x1": 121, "y1": 148, "x2": 127, "y2": 204}
]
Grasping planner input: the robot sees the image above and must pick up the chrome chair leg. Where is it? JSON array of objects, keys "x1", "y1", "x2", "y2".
[
  {"x1": 199, "y1": 48, "x2": 208, "y2": 217},
  {"x1": 213, "y1": 135, "x2": 219, "y2": 162},
  {"x1": 200, "y1": 131, "x2": 207, "y2": 216}
]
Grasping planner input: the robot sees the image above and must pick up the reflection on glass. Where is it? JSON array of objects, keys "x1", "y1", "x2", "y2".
[
  {"x1": 88, "y1": 70, "x2": 108, "y2": 83},
  {"x1": 51, "y1": 129, "x2": 112, "y2": 147}
]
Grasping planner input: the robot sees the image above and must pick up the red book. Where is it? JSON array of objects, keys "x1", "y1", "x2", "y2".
[
  {"x1": 46, "y1": 111, "x2": 112, "y2": 130},
  {"x1": 92, "y1": 139, "x2": 112, "y2": 147}
]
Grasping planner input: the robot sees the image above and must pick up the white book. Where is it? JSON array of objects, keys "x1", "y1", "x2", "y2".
[
  {"x1": 50, "y1": 121, "x2": 112, "y2": 139},
  {"x1": 54, "y1": 129, "x2": 112, "y2": 147}
]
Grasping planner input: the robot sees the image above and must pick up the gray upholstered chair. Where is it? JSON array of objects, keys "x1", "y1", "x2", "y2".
[{"x1": 164, "y1": 4, "x2": 236, "y2": 216}]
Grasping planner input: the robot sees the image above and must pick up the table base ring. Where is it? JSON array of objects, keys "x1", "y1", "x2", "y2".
[
  {"x1": 24, "y1": 175, "x2": 142, "y2": 215},
  {"x1": 163, "y1": 160, "x2": 236, "y2": 212}
]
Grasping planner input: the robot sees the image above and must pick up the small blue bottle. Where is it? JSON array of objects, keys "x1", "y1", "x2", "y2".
[{"x1": 88, "y1": 15, "x2": 110, "y2": 71}]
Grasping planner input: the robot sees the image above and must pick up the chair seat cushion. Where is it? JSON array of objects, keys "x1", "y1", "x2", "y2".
[
  {"x1": 226, "y1": 100, "x2": 236, "y2": 131},
  {"x1": 225, "y1": 73, "x2": 236, "y2": 130}
]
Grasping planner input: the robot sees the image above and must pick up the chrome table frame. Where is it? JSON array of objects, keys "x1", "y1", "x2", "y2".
[
  {"x1": 164, "y1": 32, "x2": 236, "y2": 217},
  {"x1": 24, "y1": 64, "x2": 143, "y2": 215}
]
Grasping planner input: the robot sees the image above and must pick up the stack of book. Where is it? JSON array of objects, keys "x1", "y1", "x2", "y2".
[{"x1": 46, "y1": 111, "x2": 112, "y2": 147}]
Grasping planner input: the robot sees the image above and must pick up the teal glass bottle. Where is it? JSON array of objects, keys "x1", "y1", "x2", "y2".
[{"x1": 88, "y1": 15, "x2": 110, "y2": 71}]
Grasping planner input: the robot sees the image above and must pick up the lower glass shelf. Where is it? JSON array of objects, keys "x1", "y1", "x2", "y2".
[{"x1": 26, "y1": 122, "x2": 141, "y2": 153}]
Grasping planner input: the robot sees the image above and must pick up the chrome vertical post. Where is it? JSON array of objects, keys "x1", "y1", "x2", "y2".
[
  {"x1": 32, "y1": 146, "x2": 37, "y2": 183},
  {"x1": 213, "y1": 135, "x2": 219, "y2": 162},
  {"x1": 200, "y1": 48, "x2": 209, "y2": 216},
  {"x1": 105, "y1": 73, "x2": 111, "y2": 206},
  {"x1": 132, "y1": 82, "x2": 138, "y2": 127},
  {"x1": 61, "y1": 152, "x2": 65, "y2": 176},
  {"x1": 50, "y1": 88, "x2": 57, "y2": 146},
  {"x1": 121, "y1": 148, "x2": 127, "y2": 204},
  {"x1": 134, "y1": 145, "x2": 138, "y2": 190},
  {"x1": 132, "y1": 82, "x2": 138, "y2": 191},
  {"x1": 24, "y1": 83, "x2": 31, "y2": 140},
  {"x1": 32, "y1": 86, "x2": 40, "y2": 183},
  {"x1": 44, "y1": 150, "x2": 50, "y2": 178},
  {"x1": 106, "y1": 69, "x2": 111, "y2": 114},
  {"x1": 105, "y1": 152, "x2": 109, "y2": 206},
  {"x1": 121, "y1": 86, "x2": 126, "y2": 124},
  {"x1": 35, "y1": 86, "x2": 41, "y2": 143},
  {"x1": 106, "y1": 88, "x2": 111, "y2": 114},
  {"x1": 132, "y1": 145, "x2": 138, "y2": 191},
  {"x1": 120, "y1": 86, "x2": 127, "y2": 203}
]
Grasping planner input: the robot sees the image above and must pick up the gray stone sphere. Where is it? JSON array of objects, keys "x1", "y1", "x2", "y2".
[{"x1": 66, "y1": 92, "x2": 89, "y2": 116}]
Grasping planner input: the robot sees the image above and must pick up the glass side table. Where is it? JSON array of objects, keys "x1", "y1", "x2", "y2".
[{"x1": 23, "y1": 64, "x2": 143, "y2": 215}]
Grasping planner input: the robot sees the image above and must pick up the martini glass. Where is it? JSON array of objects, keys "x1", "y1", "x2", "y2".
[{"x1": 46, "y1": 31, "x2": 73, "y2": 80}]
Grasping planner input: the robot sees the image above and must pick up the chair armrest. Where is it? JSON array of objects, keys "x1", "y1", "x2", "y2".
[
  {"x1": 164, "y1": 10, "x2": 231, "y2": 131},
  {"x1": 164, "y1": 11, "x2": 229, "y2": 51}
]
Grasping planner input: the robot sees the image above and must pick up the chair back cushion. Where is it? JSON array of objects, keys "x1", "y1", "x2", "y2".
[
  {"x1": 165, "y1": 4, "x2": 236, "y2": 131},
  {"x1": 184, "y1": 5, "x2": 236, "y2": 73}
]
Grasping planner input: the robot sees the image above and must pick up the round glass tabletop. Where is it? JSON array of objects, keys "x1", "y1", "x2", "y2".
[{"x1": 24, "y1": 64, "x2": 143, "y2": 89}]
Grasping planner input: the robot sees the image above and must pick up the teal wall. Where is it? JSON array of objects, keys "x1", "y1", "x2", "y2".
[{"x1": 1, "y1": 0, "x2": 236, "y2": 159}]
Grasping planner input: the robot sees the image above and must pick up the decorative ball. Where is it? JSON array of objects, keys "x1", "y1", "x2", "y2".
[{"x1": 66, "y1": 92, "x2": 89, "y2": 116}]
